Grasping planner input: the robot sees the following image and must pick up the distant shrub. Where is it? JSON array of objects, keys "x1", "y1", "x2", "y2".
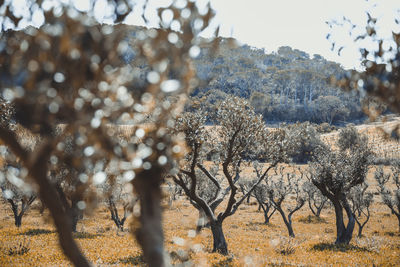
[
  {"x1": 274, "y1": 237, "x2": 297, "y2": 256},
  {"x1": 316, "y1": 122, "x2": 337, "y2": 133},
  {"x1": 354, "y1": 237, "x2": 382, "y2": 253},
  {"x1": 285, "y1": 122, "x2": 326, "y2": 163},
  {"x1": 337, "y1": 125, "x2": 366, "y2": 151},
  {"x1": 212, "y1": 256, "x2": 234, "y2": 267}
]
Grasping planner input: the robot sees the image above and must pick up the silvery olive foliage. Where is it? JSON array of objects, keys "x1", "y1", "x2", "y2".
[
  {"x1": 301, "y1": 179, "x2": 328, "y2": 218},
  {"x1": 310, "y1": 126, "x2": 371, "y2": 244},
  {"x1": 0, "y1": 109, "x2": 38, "y2": 228},
  {"x1": 284, "y1": 122, "x2": 326, "y2": 164},
  {"x1": 265, "y1": 166, "x2": 305, "y2": 237},
  {"x1": 337, "y1": 125, "x2": 367, "y2": 152},
  {"x1": 0, "y1": 97, "x2": 15, "y2": 127},
  {"x1": 349, "y1": 182, "x2": 373, "y2": 237},
  {"x1": 374, "y1": 165, "x2": 400, "y2": 231},
  {"x1": 173, "y1": 96, "x2": 287, "y2": 254},
  {"x1": 252, "y1": 181, "x2": 276, "y2": 224},
  {"x1": 0, "y1": 1, "x2": 218, "y2": 266},
  {"x1": 0, "y1": 145, "x2": 36, "y2": 228},
  {"x1": 311, "y1": 126, "x2": 371, "y2": 197},
  {"x1": 99, "y1": 172, "x2": 137, "y2": 231}
]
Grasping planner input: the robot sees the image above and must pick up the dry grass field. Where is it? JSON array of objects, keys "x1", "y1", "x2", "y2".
[
  {"x1": 321, "y1": 116, "x2": 400, "y2": 158},
  {"x1": 0, "y1": 166, "x2": 399, "y2": 267}
]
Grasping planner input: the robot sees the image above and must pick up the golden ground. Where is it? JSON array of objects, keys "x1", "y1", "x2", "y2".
[{"x1": 0, "y1": 179, "x2": 399, "y2": 267}]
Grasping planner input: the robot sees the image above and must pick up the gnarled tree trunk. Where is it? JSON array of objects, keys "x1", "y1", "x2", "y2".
[
  {"x1": 32, "y1": 156, "x2": 91, "y2": 266},
  {"x1": 7, "y1": 196, "x2": 36, "y2": 228},
  {"x1": 210, "y1": 220, "x2": 228, "y2": 255},
  {"x1": 333, "y1": 199, "x2": 355, "y2": 244},
  {"x1": 70, "y1": 206, "x2": 81, "y2": 233},
  {"x1": 278, "y1": 208, "x2": 295, "y2": 237},
  {"x1": 108, "y1": 198, "x2": 127, "y2": 231},
  {"x1": 133, "y1": 167, "x2": 167, "y2": 267}
]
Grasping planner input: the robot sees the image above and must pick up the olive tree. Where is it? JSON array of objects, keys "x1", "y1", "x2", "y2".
[
  {"x1": 0, "y1": 153, "x2": 36, "y2": 227},
  {"x1": 302, "y1": 179, "x2": 328, "y2": 218},
  {"x1": 238, "y1": 178, "x2": 255, "y2": 205},
  {"x1": 0, "y1": 1, "x2": 218, "y2": 266},
  {"x1": 310, "y1": 126, "x2": 371, "y2": 244},
  {"x1": 173, "y1": 96, "x2": 287, "y2": 254},
  {"x1": 100, "y1": 173, "x2": 137, "y2": 231},
  {"x1": 349, "y1": 183, "x2": 373, "y2": 237},
  {"x1": 285, "y1": 122, "x2": 326, "y2": 164},
  {"x1": 266, "y1": 166, "x2": 305, "y2": 237},
  {"x1": 252, "y1": 182, "x2": 276, "y2": 224},
  {"x1": 312, "y1": 95, "x2": 349, "y2": 125},
  {"x1": 49, "y1": 165, "x2": 85, "y2": 232},
  {"x1": 375, "y1": 165, "x2": 400, "y2": 231},
  {"x1": 0, "y1": 103, "x2": 38, "y2": 228}
]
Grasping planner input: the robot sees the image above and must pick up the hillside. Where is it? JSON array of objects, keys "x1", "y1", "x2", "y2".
[
  {"x1": 321, "y1": 116, "x2": 400, "y2": 159},
  {"x1": 121, "y1": 28, "x2": 366, "y2": 125},
  {"x1": 189, "y1": 40, "x2": 365, "y2": 124}
]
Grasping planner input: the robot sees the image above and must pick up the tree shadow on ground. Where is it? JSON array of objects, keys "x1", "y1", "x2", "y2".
[
  {"x1": 19, "y1": 229, "x2": 54, "y2": 236},
  {"x1": 311, "y1": 242, "x2": 369, "y2": 252},
  {"x1": 298, "y1": 215, "x2": 328, "y2": 224}
]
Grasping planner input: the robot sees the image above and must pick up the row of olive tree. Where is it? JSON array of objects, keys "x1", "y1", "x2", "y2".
[{"x1": 171, "y1": 97, "x2": 383, "y2": 253}]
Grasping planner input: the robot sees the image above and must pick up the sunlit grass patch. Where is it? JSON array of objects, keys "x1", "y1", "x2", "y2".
[
  {"x1": 1, "y1": 164, "x2": 399, "y2": 266},
  {"x1": 268, "y1": 261, "x2": 300, "y2": 267}
]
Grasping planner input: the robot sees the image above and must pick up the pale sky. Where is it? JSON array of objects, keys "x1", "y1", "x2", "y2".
[
  {"x1": 10, "y1": 0, "x2": 400, "y2": 70},
  {"x1": 123, "y1": 0, "x2": 400, "y2": 70},
  {"x1": 206, "y1": 0, "x2": 399, "y2": 70}
]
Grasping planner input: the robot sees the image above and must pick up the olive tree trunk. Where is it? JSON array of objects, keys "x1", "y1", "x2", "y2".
[
  {"x1": 210, "y1": 221, "x2": 228, "y2": 255},
  {"x1": 133, "y1": 168, "x2": 167, "y2": 267},
  {"x1": 333, "y1": 199, "x2": 355, "y2": 244}
]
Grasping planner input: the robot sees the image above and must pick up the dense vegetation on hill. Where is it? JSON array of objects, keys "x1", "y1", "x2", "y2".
[
  {"x1": 122, "y1": 28, "x2": 367, "y2": 124},
  {"x1": 190, "y1": 39, "x2": 365, "y2": 124}
]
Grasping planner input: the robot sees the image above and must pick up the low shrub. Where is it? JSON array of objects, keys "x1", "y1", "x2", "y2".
[
  {"x1": 6, "y1": 238, "x2": 31, "y2": 256},
  {"x1": 298, "y1": 215, "x2": 327, "y2": 224}
]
